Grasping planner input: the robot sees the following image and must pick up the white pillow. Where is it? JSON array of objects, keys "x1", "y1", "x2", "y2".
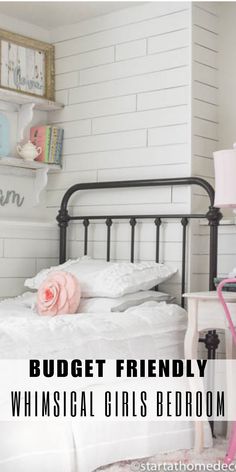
[
  {"x1": 25, "y1": 257, "x2": 177, "y2": 298},
  {"x1": 25, "y1": 257, "x2": 109, "y2": 290},
  {"x1": 78, "y1": 291, "x2": 175, "y2": 313}
]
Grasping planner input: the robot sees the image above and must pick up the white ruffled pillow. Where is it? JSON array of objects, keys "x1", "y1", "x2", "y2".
[{"x1": 25, "y1": 257, "x2": 177, "y2": 298}]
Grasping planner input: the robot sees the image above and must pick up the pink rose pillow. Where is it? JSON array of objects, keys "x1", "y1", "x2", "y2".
[{"x1": 37, "y1": 271, "x2": 81, "y2": 316}]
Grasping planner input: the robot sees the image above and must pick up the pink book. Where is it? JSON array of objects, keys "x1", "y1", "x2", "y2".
[{"x1": 30, "y1": 126, "x2": 51, "y2": 162}]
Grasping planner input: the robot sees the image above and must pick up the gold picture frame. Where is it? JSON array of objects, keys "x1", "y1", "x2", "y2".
[{"x1": 0, "y1": 28, "x2": 55, "y2": 101}]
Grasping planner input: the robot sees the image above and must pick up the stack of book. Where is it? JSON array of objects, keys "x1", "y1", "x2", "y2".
[
  {"x1": 214, "y1": 277, "x2": 236, "y2": 291},
  {"x1": 30, "y1": 125, "x2": 64, "y2": 166}
]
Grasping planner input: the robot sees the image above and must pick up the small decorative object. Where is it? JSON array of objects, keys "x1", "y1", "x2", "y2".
[
  {"x1": 17, "y1": 140, "x2": 42, "y2": 161},
  {"x1": 0, "y1": 112, "x2": 10, "y2": 156},
  {"x1": 37, "y1": 271, "x2": 81, "y2": 316},
  {"x1": 0, "y1": 28, "x2": 54, "y2": 100}
]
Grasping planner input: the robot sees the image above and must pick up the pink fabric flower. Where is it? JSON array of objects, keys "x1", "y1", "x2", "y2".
[{"x1": 37, "y1": 271, "x2": 81, "y2": 316}]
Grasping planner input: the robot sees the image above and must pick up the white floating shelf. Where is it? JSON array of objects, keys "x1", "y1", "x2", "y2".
[
  {"x1": 0, "y1": 156, "x2": 60, "y2": 171},
  {"x1": 0, "y1": 156, "x2": 60, "y2": 205},
  {"x1": 0, "y1": 88, "x2": 64, "y2": 111}
]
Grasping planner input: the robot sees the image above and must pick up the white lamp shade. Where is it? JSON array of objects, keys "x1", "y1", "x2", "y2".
[{"x1": 213, "y1": 149, "x2": 236, "y2": 208}]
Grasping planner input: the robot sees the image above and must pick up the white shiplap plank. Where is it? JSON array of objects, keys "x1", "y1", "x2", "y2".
[
  {"x1": 137, "y1": 86, "x2": 188, "y2": 111},
  {"x1": 148, "y1": 28, "x2": 189, "y2": 54},
  {"x1": 79, "y1": 48, "x2": 189, "y2": 85},
  {"x1": 56, "y1": 46, "x2": 115, "y2": 74},
  {"x1": 92, "y1": 105, "x2": 188, "y2": 135},
  {"x1": 193, "y1": 44, "x2": 218, "y2": 69},
  {"x1": 148, "y1": 124, "x2": 188, "y2": 146},
  {"x1": 193, "y1": 81, "x2": 218, "y2": 105},
  {"x1": 116, "y1": 39, "x2": 146, "y2": 61},
  {"x1": 97, "y1": 163, "x2": 190, "y2": 182},
  {"x1": 56, "y1": 71, "x2": 79, "y2": 91},
  {"x1": 193, "y1": 62, "x2": 218, "y2": 87},
  {"x1": 55, "y1": 10, "x2": 189, "y2": 58},
  {"x1": 192, "y1": 155, "x2": 214, "y2": 178},
  {"x1": 193, "y1": 135, "x2": 218, "y2": 158},
  {"x1": 63, "y1": 129, "x2": 147, "y2": 155},
  {"x1": 193, "y1": 5, "x2": 218, "y2": 33},
  {"x1": 193, "y1": 117, "x2": 218, "y2": 140},
  {"x1": 69, "y1": 67, "x2": 189, "y2": 104},
  {"x1": 64, "y1": 144, "x2": 188, "y2": 171},
  {"x1": 0, "y1": 258, "x2": 36, "y2": 278},
  {"x1": 51, "y1": 95, "x2": 136, "y2": 123},
  {"x1": 48, "y1": 170, "x2": 97, "y2": 190},
  {"x1": 52, "y1": 2, "x2": 189, "y2": 44},
  {"x1": 193, "y1": 25, "x2": 218, "y2": 51},
  {"x1": 193, "y1": 99, "x2": 218, "y2": 122},
  {"x1": 59, "y1": 120, "x2": 92, "y2": 139},
  {"x1": 4, "y1": 239, "x2": 59, "y2": 259}
]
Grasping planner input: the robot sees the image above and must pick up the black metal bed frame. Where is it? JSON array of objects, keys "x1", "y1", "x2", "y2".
[{"x1": 57, "y1": 177, "x2": 222, "y2": 359}]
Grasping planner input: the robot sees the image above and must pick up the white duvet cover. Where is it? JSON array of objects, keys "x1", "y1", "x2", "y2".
[
  {"x1": 0, "y1": 295, "x2": 212, "y2": 472},
  {"x1": 0, "y1": 294, "x2": 186, "y2": 359}
]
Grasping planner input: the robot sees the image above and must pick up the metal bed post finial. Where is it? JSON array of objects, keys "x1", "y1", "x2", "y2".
[
  {"x1": 56, "y1": 207, "x2": 69, "y2": 264},
  {"x1": 206, "y1": 205, "x2": 223, "y2": 290}
]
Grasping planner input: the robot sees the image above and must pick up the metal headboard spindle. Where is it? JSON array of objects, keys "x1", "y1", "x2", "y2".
[{"x1": 57, "y1": 177, "x2": 222, "y2": 359}]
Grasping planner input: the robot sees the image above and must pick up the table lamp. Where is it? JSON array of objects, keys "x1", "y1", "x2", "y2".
[
  {"x1": 214, "y1": 144, "x2": 236, "y2": 209},
  {"x1": 214, "y1": 145, "x2": 236, "y2": 277}
]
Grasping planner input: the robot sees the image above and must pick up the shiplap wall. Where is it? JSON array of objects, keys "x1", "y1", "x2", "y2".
[{"x1": 47, "y1": 1, "x2": 192, "y2": 299}]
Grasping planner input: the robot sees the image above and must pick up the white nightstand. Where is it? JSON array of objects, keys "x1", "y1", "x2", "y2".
[{"x1": 183, "y1": 291, "x2": 236, "y2": 452}]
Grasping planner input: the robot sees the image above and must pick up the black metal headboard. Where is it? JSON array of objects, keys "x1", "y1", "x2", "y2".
[{"x1": 57, "y1": 177, "x2": 222, "y2": 306}]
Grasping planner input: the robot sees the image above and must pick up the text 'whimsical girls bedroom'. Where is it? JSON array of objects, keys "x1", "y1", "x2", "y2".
[{"x1": 0, "y1": 0, "x2": 235, "y2": 471}]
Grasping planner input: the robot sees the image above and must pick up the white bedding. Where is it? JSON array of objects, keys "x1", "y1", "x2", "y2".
[
  {"x1": 0, "y1": 294, "x2": 187, "y2": 359},
  {"x1": 0, "y1": 294, "x2": 212, "y2": 472}
]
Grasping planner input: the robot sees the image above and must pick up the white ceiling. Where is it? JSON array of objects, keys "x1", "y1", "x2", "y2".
[{"x1": 0, "y1": 1, "x2": 141, "y2": 30}]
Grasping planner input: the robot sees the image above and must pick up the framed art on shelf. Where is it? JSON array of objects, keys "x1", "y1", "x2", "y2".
[{"x1": 0, "y1": 28, "x2": 55, "y2": 101}]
